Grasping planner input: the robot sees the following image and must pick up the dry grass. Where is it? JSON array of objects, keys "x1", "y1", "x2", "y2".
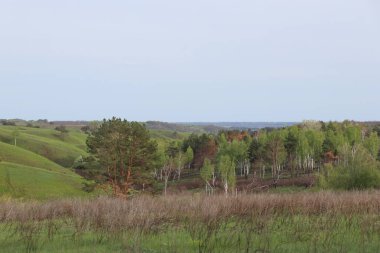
[
  {"x1": 1, "y1": 191, "x2": 380, "y2": 225},
  {"x1": 2, "y1": 191, "x2": 380, "y2": 252}
]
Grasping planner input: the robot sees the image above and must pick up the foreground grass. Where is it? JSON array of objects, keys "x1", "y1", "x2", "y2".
[
  {"x1": 1, "y1": 215, "x2": 380, "y2": 253},
  {"x1": 1, "y1": 191, "x2": 380, "y2": 252}
]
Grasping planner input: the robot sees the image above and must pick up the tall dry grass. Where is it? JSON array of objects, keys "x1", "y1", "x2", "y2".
[
  {"x1": 1, "y1": 191, "x2": 380, "y2": 252},
  {"x1": 1, "y1": 191, "x2": 380, "y2": 225}
]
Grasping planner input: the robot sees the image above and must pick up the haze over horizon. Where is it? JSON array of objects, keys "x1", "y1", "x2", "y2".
[{"x1": 1, "y1": 0, "x2": 380, "y2": 122}]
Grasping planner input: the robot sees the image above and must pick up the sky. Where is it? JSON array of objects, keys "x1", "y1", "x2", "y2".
[{"x1": 1, "y1": 0, "x2": 380, "y2": 122}]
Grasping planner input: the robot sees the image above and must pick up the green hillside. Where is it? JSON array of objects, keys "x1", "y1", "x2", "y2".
[
  {"x1": 0, "y1": 162, "x2": 87, "y2": 199},
  {"x1": 0, "y1": 125, "x2": 91, "y2": 199},
  {"x1": 0, "y1": 141, "x2": 65, "y2": 172},
  {"x1": 0, "y1": 126, "x2": 87, "y2": 167}
]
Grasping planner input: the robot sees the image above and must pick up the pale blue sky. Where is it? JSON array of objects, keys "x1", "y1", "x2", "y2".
[{"x1": 1, "y1": 0, "x2": 379, "y2": 122}]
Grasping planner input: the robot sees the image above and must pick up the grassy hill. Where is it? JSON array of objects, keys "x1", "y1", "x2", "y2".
[
  {"x1": 0, "y1": 125, "x2": 91, "y2": 199},
  {"x1": 0, "y1": 141, "x2": 66, "y2": 172},
  {"x1": 0, "y1": 162, "x2": 87, "y2": 199},
  {"x1": 0, "y1": 126, "x2": 87, "y2": 167}
]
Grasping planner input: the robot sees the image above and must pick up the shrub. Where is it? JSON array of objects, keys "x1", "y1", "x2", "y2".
[
  {"x1": 319, "y1": 145, "x2": 380, "y2": 190},
  {"x1": 54, "y1": 125, "x2": 68, "y2": 133}
]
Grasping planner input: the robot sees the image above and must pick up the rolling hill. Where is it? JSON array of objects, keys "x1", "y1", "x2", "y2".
[
  {"x1": 0, "y1": 123, "x2": 189, "y2": 199},
  {"x1": 0, "y1": 162, "x2": 87, "y2": 199},
  {"x1": 0, "y1": 125, "x2": 90, "y2": 199},
  {"x1": 0, "y1": 126, "x2": 87, "y2": 167}
]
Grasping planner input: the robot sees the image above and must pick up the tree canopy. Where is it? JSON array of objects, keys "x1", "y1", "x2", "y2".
[{"x1": 87, "y1": 117, "x2": 157, "y2": 196}]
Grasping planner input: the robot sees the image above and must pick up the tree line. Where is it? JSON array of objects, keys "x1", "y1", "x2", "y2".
[{"x1": 79, "y1": 118, "x2": 380, "y2": 197}]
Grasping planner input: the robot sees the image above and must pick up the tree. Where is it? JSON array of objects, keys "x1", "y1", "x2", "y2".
[
  {"x1": 175, "y1": 151, "x2": 186, "y2": 180},
  {"x1": 248, "y1": 132, "x2": 267, "y2": 178},
  {"x1": 344, "y1": 125, "x2": 362, "y2": 147},
  {"x1": 182, "y1": 133, "x2": 217, "y2": 168},
  {"x1": 218, "y1": 155, "x2": 236, "y2": 195},
  {"x1": 364, "y1": 132, "x2": 380, "y2": 160},
  {"x1": 284, "y1": 126, "x2": 299, "y2": 176},
  {"x1": 217, "y1": 135, "x2": 249, "y2": 177},
  {"x1": 305, "y1": 129, "x2": 325, "y2": 171},
  {"x1": 165, "y1": 142, "x2": 187, "y2": 180},
  {"x1": 323, "y1": 129, "x2": 345, "y2": 156},
  {"x1": 87, "y1": 117, "x2": 157, "y2": 197},
  {"x1": 161, "y1": 155, "x2": 176, "y2": 196},
  {"x1": 296, "y1": 130, "x2": 310, "y2": 172},
  {"x1": 12, "y1": 129, "x2": 19, "y2": 146},
  {"x1": 200, "y1": 158, "x2": 215, "y2": 194},
  {"x1": 165, "y1": 141, "x2": 180, "y2": 158},
  {"x1": 184, "y1": 146, "x2": 194, "y2": 169},
  {"x1": 230, "y1": 140, "x2": 249, "y2": 177},
  {"x1": 266, "y1": 131, "x2": 286, "y2": 180}
]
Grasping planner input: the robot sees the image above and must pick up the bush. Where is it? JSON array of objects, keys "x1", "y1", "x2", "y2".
[
  {"x1": 55, "y1": 125, "x2": 68, "y2": 133},
  {"x1": 72, "y1": 155, "x2": 84, "y2": 169},
  {"x1": 319, "y1": 145, "x2": 380, "y2": 190}
]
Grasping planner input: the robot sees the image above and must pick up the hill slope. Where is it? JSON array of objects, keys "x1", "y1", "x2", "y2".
[
  {"x1": 0, "y1": 126, "x2": 91, "y2": 199},
  {"x1": 0, "y1": 126, "x2": 87, "y2": 167},
  {"x1": 0, "y1": 162, "x2": 87, "y2": 199},
  {"x1": 0, "y1": 141, "x2": 66, "y2": 172}
]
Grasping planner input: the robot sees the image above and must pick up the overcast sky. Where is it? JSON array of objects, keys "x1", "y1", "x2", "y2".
[{"x1": 1, "y1": 0, "x2": 379, "y2": 122}]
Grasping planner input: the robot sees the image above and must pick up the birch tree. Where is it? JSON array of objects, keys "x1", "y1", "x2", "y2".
[
  {"x1": 184, "y1": 146, "x2": 194, "y2": 169},
  {"x1": 266, "y1": 131, "x2": 286, "y2": 180},
  {"x1": 218, "y1": 155, "x2": 236, "y2": 195},
  {"x1": 162, "y1": 156, "x2": 175, "y2": 196},
  {"x1": 200, "y1": 158, "x2": 215, "y2": 194}
]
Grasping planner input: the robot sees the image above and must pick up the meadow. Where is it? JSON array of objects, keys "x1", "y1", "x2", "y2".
[{"x1": 1, "y1": 191, "x2": 380, "y2": 253}]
